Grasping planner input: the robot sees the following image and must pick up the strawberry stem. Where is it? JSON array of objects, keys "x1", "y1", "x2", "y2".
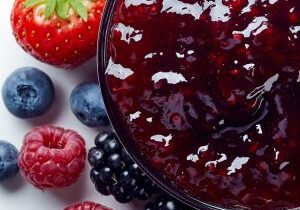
[
  {"x1": 24, "y1": 0, "x2": 45, "y2": 7},
  {"x1": 45, "y1": 0, "x2": 57, "y2": 19},
  {"x1": 24, "y1": 0, "x2": 88, "y2": 21}
]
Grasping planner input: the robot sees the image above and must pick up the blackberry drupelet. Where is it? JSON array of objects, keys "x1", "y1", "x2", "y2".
[
  {"x1": 88, "y1": 131, "x2": 158, "y2": 203},
  {"x1": 145, "y1": 195, "x2": 195, "y2": 210}
]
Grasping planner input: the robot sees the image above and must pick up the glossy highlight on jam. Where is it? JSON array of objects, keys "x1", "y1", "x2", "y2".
[{"x1": 104, "y1": 0, "x2": 300, "y2": 209}]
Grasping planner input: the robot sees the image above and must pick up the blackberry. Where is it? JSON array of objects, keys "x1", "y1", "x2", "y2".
[
  {"x1": 88, "y1": 131, "x2": 158, "y2": 203},
  {"x1": 145, "y1": 195, "x2": 195, "y2": 210}
]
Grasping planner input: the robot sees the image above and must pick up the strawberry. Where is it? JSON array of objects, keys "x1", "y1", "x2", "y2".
[{"x1": 11, "y1": 0, "x2": 105, "y2": 69}]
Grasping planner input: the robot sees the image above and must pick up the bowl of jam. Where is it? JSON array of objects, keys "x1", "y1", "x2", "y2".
[{"x1": 98, "y1": 0, "x2": 300, "y2": 209}]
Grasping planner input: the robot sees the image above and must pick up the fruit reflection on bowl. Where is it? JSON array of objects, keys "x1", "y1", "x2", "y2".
[{"x1": 98, "y1": 0, "x2": 300, "y2": 209}]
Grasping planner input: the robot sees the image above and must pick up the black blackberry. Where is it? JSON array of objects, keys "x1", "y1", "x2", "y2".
[
  {"x1": 145, "y1": 194, "x2": 195, "y2": 210},
  {"x1": 88, "y1": 131, "x2": 158, "y2": 203}
]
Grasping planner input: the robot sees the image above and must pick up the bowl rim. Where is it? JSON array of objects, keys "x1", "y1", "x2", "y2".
[{"x1": 96, "y1": 1, "x2": 230, "y2": 209}]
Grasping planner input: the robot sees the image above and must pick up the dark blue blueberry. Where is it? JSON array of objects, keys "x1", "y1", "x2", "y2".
[
  {"x1": 70, "y1": 83, "x2": 109, "y2": 127},
  {"x1": 0, "y1": 140, "x2": 19, "y2": 181},
  {"x1": 2, "y1": 67, "x2": 54, "y2": 118}
]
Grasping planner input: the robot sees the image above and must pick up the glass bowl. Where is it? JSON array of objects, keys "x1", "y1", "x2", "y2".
[
  {"x1": 96, "y1": 0, "x2": 300, "y2": 209},
  {"x1": 96, "y1": 1, "x2": 227, "y2": 209}
]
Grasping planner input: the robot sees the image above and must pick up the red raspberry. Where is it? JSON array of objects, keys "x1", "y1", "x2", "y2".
[
  {"x1": 18, "y1": 125, "x2": 86, "y2": 189},
  {"x1": 64, "y1": 201, "x2": 112, "y2": 210}
]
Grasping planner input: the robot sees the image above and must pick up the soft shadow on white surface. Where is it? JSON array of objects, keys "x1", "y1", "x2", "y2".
[
  {"x1": 49, "y1": 168, "x2": 89, "y2": 203},
  {"x1": 71, "y1": 57, "x2": 99, "y2": 83},
  {"x1": 0, "y1": 173, "x2": 26, "y2": 192}
]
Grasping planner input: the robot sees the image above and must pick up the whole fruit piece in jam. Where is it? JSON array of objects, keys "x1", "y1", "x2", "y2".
[
  {"x1": 11, "y1": 0, "x2": 105, "y2": 68},
  {"x1": 18, "y1": 125, "x2": 86, "y2": 189}
]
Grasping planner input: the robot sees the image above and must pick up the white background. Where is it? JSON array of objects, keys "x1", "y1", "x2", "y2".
[{"x1": 0, "y1": 1, "x2": 144, "y2": 209}]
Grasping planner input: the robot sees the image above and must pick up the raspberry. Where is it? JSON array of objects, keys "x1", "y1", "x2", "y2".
[
  {"x1": 64, "y1": 201, "x2": 112, "y2": 210},
  {"x1": 18, "y1": 125, "x2": 86, "y2": 189}
]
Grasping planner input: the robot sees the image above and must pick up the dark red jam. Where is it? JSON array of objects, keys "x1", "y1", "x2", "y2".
[{"x1": 104, "y1": 0, "x2": 300, "y2": 209}]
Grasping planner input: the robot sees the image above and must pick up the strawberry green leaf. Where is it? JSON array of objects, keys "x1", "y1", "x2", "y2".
[
  {"x1": 24, "y1": 0, "x2": 45, "y2": 8},
  {"x1": 56, "y1": 0, "x2": 69, "y2": 19},
  {"x1": 70, "y1": 0, "x2": 88, "y2": 21},
  {"x1": 75, "y1": 1, "x2": 88, "y2": 21},
  {"x1": 45, "y1": 0, "x2": 57, "y2": 19}
]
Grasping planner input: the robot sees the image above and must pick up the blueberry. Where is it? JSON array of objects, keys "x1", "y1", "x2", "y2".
[
  {"x1": 0, "y1": 140, "x2": 19, "y2": 181},
  {"x1": 70, "y1": 83, "x2": 109, "y2": 127},
  {"x1": 2, "y1": 67, "x2": 55, "y2": 118}
]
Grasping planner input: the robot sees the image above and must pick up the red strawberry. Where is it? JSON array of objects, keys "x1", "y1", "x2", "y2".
[
  {"x1": 64, "y1": 201, "x2": 112, "y2": 210},
  {"x1": 11, "y1": 0, "x2": 105, "y2": 69}
]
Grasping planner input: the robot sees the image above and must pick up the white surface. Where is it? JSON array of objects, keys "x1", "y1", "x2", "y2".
[{"x1": 0, "y1": 1, "x2": 144, "y2": 209}]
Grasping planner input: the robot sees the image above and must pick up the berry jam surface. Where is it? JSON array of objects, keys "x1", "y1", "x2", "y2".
[{"x1": 104, "y1": 0, "x2": 300, "y2": 209}]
